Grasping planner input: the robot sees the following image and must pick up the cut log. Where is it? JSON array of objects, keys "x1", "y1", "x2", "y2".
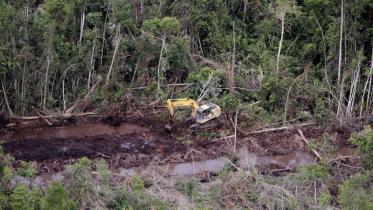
[
  {"x1": 12, "y1": 112, "x2": 97, "y2": 121},
  {"x1": 298, "y1": 129, "x2": 323, "y2": 161},
  {"x1": 246, "y1": 122, "x2": 314, "y2": 135},
  {"x1": 35, "y1": 111, "x2": 53, "y2": 126}
]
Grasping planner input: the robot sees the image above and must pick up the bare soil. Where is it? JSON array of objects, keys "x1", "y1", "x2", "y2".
[{"x1": 0, "y1": 113, "x2": 367, "y2": 174}]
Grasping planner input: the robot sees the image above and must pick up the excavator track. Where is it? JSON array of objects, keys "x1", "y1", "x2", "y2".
[{"x1": 189, "y1": 118, "x2": 224, "y2": 134}]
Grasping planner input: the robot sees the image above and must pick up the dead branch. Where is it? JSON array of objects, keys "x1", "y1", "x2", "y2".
[
  {"x1": 298, "y1": 129, "x2": 323, "y2": 161},
  {"x1": 270, "y1": 167, "x2": 293, "y2": 174},
  {"x1": 12, "y1": 112, "x2": 97, "y2": 121},
  {"x1": 66, "y1": 76, "x2": 102, "y2": 114},
  {"x1": 223, "y1": 157, "x2": 242, "y2": 171},
  {"x1": 246, "y1": 122, "x2": 314, "y2": 135},
  {"x1": 329, "y1": 155, "x2": 359, "y2": 163},
  {"x1": 210, "y1": 135, "x2": 235, "y2": 142},
  {"x1": 34, "y1": 109, "x2": 53, "y2": 126}
]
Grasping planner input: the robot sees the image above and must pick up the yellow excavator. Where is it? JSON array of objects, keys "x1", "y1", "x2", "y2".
[{"x1": 165, "y1": 98, "x2": 222, "y2": 132}]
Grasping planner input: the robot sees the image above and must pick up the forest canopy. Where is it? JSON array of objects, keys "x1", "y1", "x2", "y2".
[{"x1": 0, "y1": 0, "x2": 372, "y2": 122}]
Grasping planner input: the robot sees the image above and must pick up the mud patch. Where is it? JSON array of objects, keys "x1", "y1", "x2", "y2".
[
  {"x1": 0, "y1": 123, "x2": 147, "y2": 142},
  {"x1": 2, "y1": 131, "x2": 185, "y2": 163}
]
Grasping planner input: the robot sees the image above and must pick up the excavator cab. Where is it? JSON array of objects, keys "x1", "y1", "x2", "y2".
[{"x1": 195, "y1": 103, "x2": 221, "y2": 124}]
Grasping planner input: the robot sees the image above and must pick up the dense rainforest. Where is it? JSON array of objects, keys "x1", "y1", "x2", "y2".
[
  {"x1": 0, "y1": 0, "x2": 372, "y2": 120},
  {"x1": 1, "y1": 0, "x2": 373, "y2": 210}
]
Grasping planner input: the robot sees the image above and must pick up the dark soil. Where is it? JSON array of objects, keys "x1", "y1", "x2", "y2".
[
  {"x1": 102, "y1": 115, "x2": 123, "y2": 127},
  {"x1": 0, "y1": 114, "x2": 368, "y2": 173},
  {"x1": 0, "y1": 113, "x2": 9, "y2": 128},
  {"x1": 2, "y1": 133, "x2": 186, "y2": 161}
]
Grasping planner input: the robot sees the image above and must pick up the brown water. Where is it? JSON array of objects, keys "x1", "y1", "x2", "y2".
[
  {"x1": 164, "y1": 147, "x2": 355, "y2": 176},
  {"x1": 0, "y1": 123, "x2": 147, "y2": 141},
  {"x1": 170, "y1": 149, "x2": 316, "y2": 176},
  {"x1": 31, "y1": 147, "x2": 357, "y2": 186}
]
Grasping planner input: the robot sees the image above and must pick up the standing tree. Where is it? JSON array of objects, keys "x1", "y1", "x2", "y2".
[
  {"x1": 275, "y1": 0, "x2": 298, "y2": 75},
  {"x1": 143, "y1": 16, "x2": 180, "y2": 90}
]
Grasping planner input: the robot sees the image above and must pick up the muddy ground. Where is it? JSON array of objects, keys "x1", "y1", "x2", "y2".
[{"x1": 0, "y1": 112, "x2": 367, "y2": 174}]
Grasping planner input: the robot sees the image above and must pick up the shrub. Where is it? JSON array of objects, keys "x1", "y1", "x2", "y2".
[
  {"x1": 96, "y1": 159, "x2": 111, "y2": 187},
  {"x1": 177, "y1": 179, "x2": 199, "y2": 200},
  {"x1": 338, "y1": 172, "x2": 373, "y2": 210},
  {"x1": 258, "y1": 75, "x2": 291, "y2": 112},
  {"x1": 10, "y1": 185, "x2": 36, "y2": 210},
  {"x1": 130, "y1": 175, "x2": 145, "y2": 193},
  {"x1": 40, "y1": 182, "x2": 77, "y2": 210},
  {"x1": 186, "y1": 67, "x2": 222, "y2": 99},
  {"x1": 349, "y1": 126, "x2": 373, "y2": 169},
  {"x1": 66, "y1": 157, "x2": 94, "y2": 208},
  {"x1": 216, "y1": 94, "x2": 240, "y2": 112},
  {"x1": 0, "y1": 191, "x2": 8, "y2": 210},
  {"x1": 1, "y1": 165, "x2": 13, "y2": 191},
  {"x1": 177, "y1": 179, "x2": 214, "y2": 209},
  {"x1": 17, "y1": 161, "x2": 36, "y2": 178},
  {"x1": 314, "y1": 98, "x2": 330, "y2": 123},
  {"x1": 293, "y1": 164, "x2": 330, "y2": 183},
  {"x1": 318, "y1": 191, "x2": 331, "y2": 207},
  {"x1": 107, "y1": 184, "x2": 167, "y2": 210}
]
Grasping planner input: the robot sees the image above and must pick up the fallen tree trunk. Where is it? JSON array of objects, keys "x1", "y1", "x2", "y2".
[
  {"x1": 11, "y1": 112, "x2": 97, "y2": 121},
  {"x1": 246, "y1": 122, "x2": 315, "y2": 135},
  {"x1": 298, "y1": 129, "x2": 323, "y2": 161},
  {"x1": 66, "y1": 75, "x2": 102, "y2": 114}
]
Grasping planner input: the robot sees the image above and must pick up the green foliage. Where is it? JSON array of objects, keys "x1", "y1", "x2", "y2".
[
  {"x1": 66, "y1": 157, "x2": 94, "y2": 208},
  {"x1": 130, "y1": 175, "x2": 145, "y2": 193},
  {"x1": 41, "y1": 182, "x2": 77, "y2": 210},
  {"x1": 318, "y1": 191, "x2": 331, "y2": 207},
  {"x1": 143, "y1": 16, "x2": 180, "y2": 36},
  {"x1": 294, "y1": 164, "x2": 330, "y2": 183},
  {"x1": 143, "y1": 18, "x2": 161, "y2": 34},
  {"x1": 349, "y1": 126, "x2": 373, "y2": 169},
  {"x1": 338, "y1": 172, "x2": 373, "y2": 210},
  {"x1": 186, "y1": 67, "x2": 222, "y2": 98},
  {"x1": 159, "y1": 17, "x2": 181, "y2": 35},
  {"x1": 177, "y1": 179, "x2": 215, "y2": 209},
  {"x1": 177, "y1": 179, "x2": 199, "y2": 200},
  {"x1": 308, "y1": 133, "x2": 336, "y2": 157},
  {"x1": 96, "y1": 159, "x2": 111, "y2": 187},
  {"x1": 258, "y1": 75, "x2": 291, "y2": 112},
  {"x1": 17, "y1": 161, "x2": 36, "y2": 178},
  {"x1": 1, "y1": 165, "x2": 13, "y2": 183},
  {"x1": 10, "y1": 185, "x2": 38, "y2": 210},
  {"x1": 107, "y1": 81, "x2": 125, "y2": 102},
  {"x1": 0, "y1": 191, "x2": 7, "y2": 210},
  {"x1": 107, "y1": 184, "x2": 167, "y2": 210},
  {"x1": 314, "y1": 99, "x2": 330, "y2": 123},
  {"x1": 168, "y1": 37, "x2": 188, "y2": 69},
  {"x1": 217, "y1": 94, "x2": 240, "y2": 112},
  {"x1": 304, "y1": 164, "x2": 330, "y2": 180}
]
